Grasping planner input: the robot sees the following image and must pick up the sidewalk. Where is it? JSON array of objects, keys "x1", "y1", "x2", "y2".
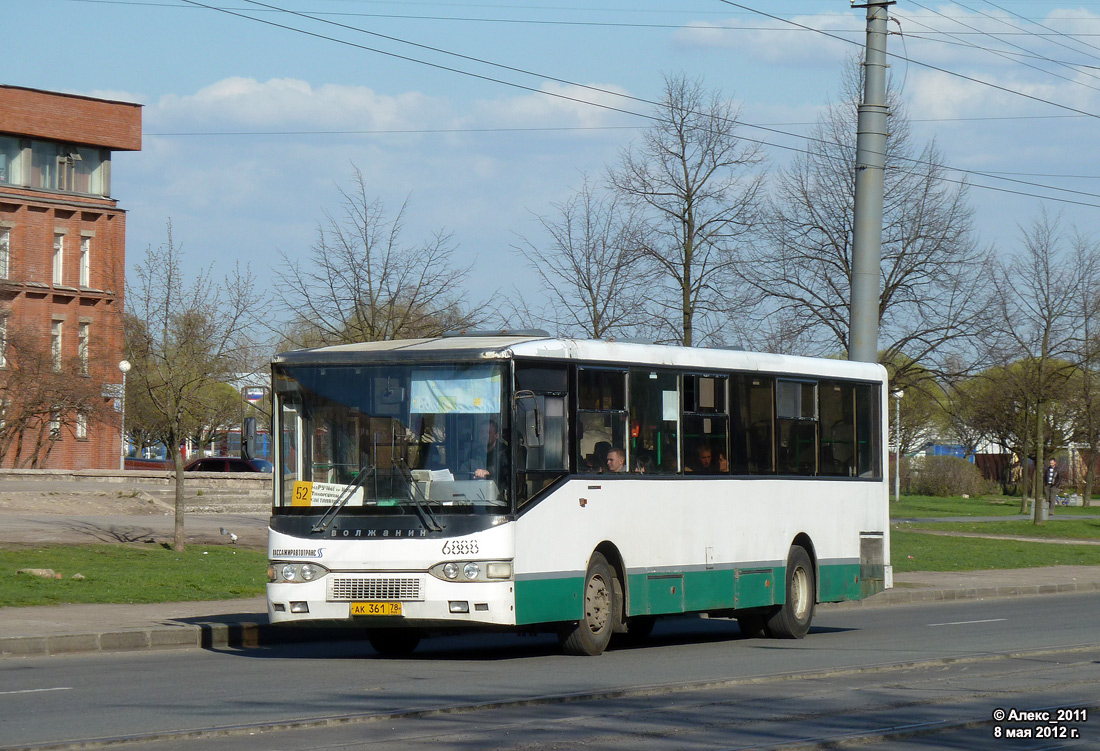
[{"x1": 4, "y1": 566, "x2": 1100, "y2": 659}]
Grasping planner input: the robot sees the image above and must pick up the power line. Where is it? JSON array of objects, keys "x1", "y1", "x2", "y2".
[
  {"x1": 896, "y1": 2, "x2": 1100, "y2": 89},
  {"x1": 714, "y1": 0, "x2": 1100, "y2": 122},
  {"x1": 169, "y1": 0, "x2": 1100, "y2": 207}
]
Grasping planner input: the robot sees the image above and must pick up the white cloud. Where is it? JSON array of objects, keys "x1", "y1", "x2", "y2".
[
  {"x1": 673, "y1": 13, "x2": 860, "y2": 65},
  {"x1": 471, "y1": 82, "x2": 636, "y2": 129},
  {"x1": 146, "y1": 77, "x2": 449, "y2": 131},
  {"x1": 905, "y1": 65, "x2": 1100, "y2": 122}
]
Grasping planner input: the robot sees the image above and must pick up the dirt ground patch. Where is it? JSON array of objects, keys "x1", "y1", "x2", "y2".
[{"x1": 0, "y1": 490, "x2": 171, "y2": 516}]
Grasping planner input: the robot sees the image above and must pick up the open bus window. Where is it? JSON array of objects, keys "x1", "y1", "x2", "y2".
[
  {"x1": 629, "y1": 370, "x2": 679, "y2": 473},
  {"x1": 683, "y1": 374, "x2": 729, "y2": 474},
  {"x1": 578, "y1": 368, "x2": 627, "y2": 473}
]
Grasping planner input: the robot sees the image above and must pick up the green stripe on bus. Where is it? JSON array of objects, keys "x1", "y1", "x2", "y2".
[
  {"x1": 818, "y1": 562, "x2": 863, "y2": 602},
  {"x1": 515, "y1": 576, "x2": 583, "y2": 625},
  {"x1": 516, "y1": 562, "x2": 865, "y2": 624}
]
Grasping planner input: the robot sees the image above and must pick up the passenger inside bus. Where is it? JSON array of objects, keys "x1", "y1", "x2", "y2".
[
  {"x1": 606, "y1": 447, "x2": 627, "y2": 473},
  {"x1": 687, "y1": 443, "x2": 719, "y2": 474}
]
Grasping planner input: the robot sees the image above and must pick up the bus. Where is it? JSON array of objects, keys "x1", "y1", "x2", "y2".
[{"x1": 266, "y1": 333, "x2": 891, "y2": 656}]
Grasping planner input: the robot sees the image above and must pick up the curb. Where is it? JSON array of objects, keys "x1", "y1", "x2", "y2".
[
  {"x1": 0, "y1": 622, "x2": 360, "y2": 659},
  {"x1": 6, "y1": 581, "x2": 1100, "y2": 659},
  {"x1": 828, "y1": 579, "x2": 1100, "y2": 608}
]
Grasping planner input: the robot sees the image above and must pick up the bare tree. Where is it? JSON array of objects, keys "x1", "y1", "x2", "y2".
[
  {"x1": 608, "y1": 73, "x2": 766, "y2": 346},
  {"x1": 990, "y1": 210, "x2": 1092, "y2": 522},
  {"x1": 1067, "y1": 233, "x2": 1100, "y2": 507},
  {"x1": 748, "y1": 58, "x2": 989, "y2": 377},
  {"x1": 125, "y1": 221, "x2": 260, "y2": 550},
  {"x1": 511, "y1": 175, "x2": 650, "y2": 338},
  {"x1": 0, "y1": 324, "x2": 109, "y2": 467},
  {"x1": 275, "y1": 166, "x2": 481, "y2": 347}
]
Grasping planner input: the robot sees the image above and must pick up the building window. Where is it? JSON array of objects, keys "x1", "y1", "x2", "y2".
[
  {"x1": 31, "y1": 142, "x2": 57, "y2": 190},
  {"x1": 0, "y1": 136, "x2": 22, "y2": 185},
  {"x1": 0, "y1": 227, "x2": 8, "y2": 279},
  {"x1": 78, "y1": 321, "x2": 89, "y2": 375},
  {"x1": 79, "y1": 236, "x2": 91, "y2": 287},
  {"x1": 49, "y1": 411, "x2": 61, "y2": 440},
  {"x1": 76, "y1": 411, "x2": 88, "y2": 440},
  {"x1": 0, "y1": 316, "x2": 6, "y2": 369},
  {"x1": 72, "y1": 148, "x2": 107, "y2": 196},
  {"x1": 51, "y1": 320, "x2": 62, "y2": 371},
  {"x1": 53, "y1": 233, "x2": 64, "y2": 285}
]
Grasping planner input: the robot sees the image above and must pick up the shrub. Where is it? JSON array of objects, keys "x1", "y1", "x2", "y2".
[{"x1": 906, "y1": 455, "x2": 990, "y2": 497}]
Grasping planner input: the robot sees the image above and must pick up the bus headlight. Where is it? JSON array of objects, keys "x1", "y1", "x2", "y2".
[
  {"x1": 429, "y1": 560, "x2": 513, "y2": 583},
  {"x1": 271, "y1": 562, "x2": 330, "y2": 583}
]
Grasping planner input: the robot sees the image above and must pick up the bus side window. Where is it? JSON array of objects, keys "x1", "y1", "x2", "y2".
[
  {"x1": 629, "y1": 370, "x2": 679, "y2": 474},
  {"x1": 819, "y1": 381, "x2": 855, "y2": 477},
  {"x1": 578, "y1": 368, "x2": 627, "y2": 473},
  {"x1": 514, "y1": 362, "x2": 570, "y2": 504},
  {"x1": 855, "y1": 383, "x2": 881, "y2": 478},
  {"x1": 682, "y1": 374, "x2": 729, "y2": 474},
  {"x1": 776, "y1": 380, "x2": 818, "y2": 476},
  {"x1": 731, "y1": 374, "x2": 774, "y2": 474}
]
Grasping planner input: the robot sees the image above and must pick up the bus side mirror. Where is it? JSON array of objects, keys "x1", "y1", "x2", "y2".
[
  {"x1": 242, "y1": 417, "x2": 257, "y2": 460},
  {"x1": 524, "y1": 408, "x2": 544, "y2": 448},
  {"x1": 514, "y1": 390, "x2": 544, "y2": 448}
]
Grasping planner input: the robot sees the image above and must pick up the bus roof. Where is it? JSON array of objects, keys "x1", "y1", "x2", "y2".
[{"x1": 273, "y1": 335, "x2": 887, "y2": 382}]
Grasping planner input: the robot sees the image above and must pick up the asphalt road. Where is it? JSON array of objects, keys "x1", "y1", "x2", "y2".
[{"x1": 2, "y1": 593, "x2": 1098, "y2": 750}]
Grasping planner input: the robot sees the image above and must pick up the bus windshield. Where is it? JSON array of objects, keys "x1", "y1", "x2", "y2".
[{"x1": 273, "y1": 361, "x2": 509, "y2": 514}]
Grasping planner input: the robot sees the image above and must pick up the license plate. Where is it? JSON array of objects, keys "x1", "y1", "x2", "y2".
[{"x1": 351, "y1": 601, "x2": 402, "y2": 616}]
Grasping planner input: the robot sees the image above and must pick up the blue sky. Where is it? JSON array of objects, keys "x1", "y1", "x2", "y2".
[{"x1": 11, "y1": 1, "x2": 1100, "y2": 331}]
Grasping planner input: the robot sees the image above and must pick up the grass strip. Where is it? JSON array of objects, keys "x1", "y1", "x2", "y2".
[
  {"x1": 891, "y1": 529, "x2": 1100, "y2": 572},
  {"x1": 899, "y1": 518, "x2": 1100, "y2": 541},
  {"x1": 890, "y1": 494, "x2": 1100, "y2": 519},
  {"x1": 0, "y1": 544, "x2": 267, "y2": 608}
]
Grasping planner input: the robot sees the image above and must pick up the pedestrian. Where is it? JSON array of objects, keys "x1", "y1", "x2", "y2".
[{"x1": 1043, "y1": 457, "x2": 1062, "y2": 516}]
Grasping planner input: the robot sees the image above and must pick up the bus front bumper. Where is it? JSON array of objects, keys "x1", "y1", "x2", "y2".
[{"x1": 267, "y1": 576, "x2": 516, "y2": 627}]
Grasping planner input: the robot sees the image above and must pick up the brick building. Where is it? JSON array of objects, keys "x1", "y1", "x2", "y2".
[{"x1": 0, "y1": 85, "x2": 141, "y2": 469}]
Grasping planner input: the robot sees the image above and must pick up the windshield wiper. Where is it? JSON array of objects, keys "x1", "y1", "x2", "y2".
[
  {"x1": 311, "y1": 465, "x2": 375, "y2": 534},
  {"x1": 393, "y1": 456, "x2": 445, "y2": 532}
]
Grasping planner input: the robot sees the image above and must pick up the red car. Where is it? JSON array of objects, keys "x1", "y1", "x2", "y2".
[{"x1": 183, "y1": 457, "x2": 273, "y2": 473}]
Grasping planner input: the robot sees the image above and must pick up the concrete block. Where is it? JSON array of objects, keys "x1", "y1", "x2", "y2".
[
  {"x1": 150, "y1": 627, "x2": 202, "y2": 649},
  {"x1": 100, "y1": 630, "x2": 151, "y2": 652},
  {"x1": 0, "y1": 636, "x2": 48, "y2": 657},
  {"x1": 48, "y1": 633, "x2": 100, "y2": 654}
]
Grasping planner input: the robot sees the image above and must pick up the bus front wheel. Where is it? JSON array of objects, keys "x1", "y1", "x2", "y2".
[
  {"x1": 765, "y1": 545, "x2": 815, "y2": 639},
  {"x1": 559, "y1": 552, "x2": 616, "y2": 656}
]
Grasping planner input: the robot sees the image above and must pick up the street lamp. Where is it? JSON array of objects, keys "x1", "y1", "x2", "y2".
[
  {"x1": 892, "y1": 390, "x2": 904, "y2": 504},
  {"x1": 118, "y1": 360, "x2": 131, "y2": 471}
]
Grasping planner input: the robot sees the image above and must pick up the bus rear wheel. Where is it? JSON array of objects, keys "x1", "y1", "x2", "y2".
[
  {"x1": 367, "y1": 628, "x2": 421, "y2": 657},
  {"x1": 765, "y1": 545, "x2": 815, "y2": 639},
  {"x1": 559, "y1": 552, "x2": 617, "y2": 656}
]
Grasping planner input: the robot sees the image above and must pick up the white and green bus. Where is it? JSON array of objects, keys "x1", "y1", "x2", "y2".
[{"x1": 267, "y1": 333, "x2": 891, "y2": 656}]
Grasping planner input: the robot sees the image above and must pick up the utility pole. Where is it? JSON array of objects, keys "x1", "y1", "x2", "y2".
[{"x1": 849, "y1": 1, "x2": 892, "y2": 364}]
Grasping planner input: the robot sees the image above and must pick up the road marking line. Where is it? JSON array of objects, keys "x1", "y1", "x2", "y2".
[
  {"x1": 929, "y1": 618, "x2": 1008, "y2": 627},
  {"x1": 0, "y1": 687, "x2": 73, "y2": 696}
]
